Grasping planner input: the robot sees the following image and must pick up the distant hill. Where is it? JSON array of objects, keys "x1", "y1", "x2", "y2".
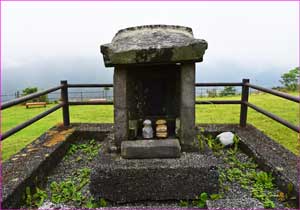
[{"x1": 2, "y1": 56, "x2": 284, "y2": 102}]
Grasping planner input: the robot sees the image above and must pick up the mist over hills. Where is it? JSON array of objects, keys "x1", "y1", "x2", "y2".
[
  {"x1": 2, "y1": 57, "x2": 113, "y2": 94},
  {"x1": 2, "y1": 56, "x2": 285, "y2": 97}
]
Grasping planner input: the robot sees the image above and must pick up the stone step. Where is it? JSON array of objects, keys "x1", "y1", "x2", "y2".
[
  {"x1": 206, "y1": 198, "x2": 263, "y2": 209},
  {"x1": 121, "y1": 139, "x2": 181, "y2": 159}
]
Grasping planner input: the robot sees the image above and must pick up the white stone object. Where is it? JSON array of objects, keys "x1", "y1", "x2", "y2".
[
  {"x1": 142, "y1": 119, "x2": 153, "y2": 139},
  {"x1": 216, "y1": 132, "x2": 234, "y2": 146},
  {"x1": 38, "y1": 201, "x2": 72, "y2": 210}
]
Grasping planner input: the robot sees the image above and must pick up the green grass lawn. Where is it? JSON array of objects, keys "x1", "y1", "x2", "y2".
[{"x1": 1, "y1": 92, "x2": 299, "y2": 160}]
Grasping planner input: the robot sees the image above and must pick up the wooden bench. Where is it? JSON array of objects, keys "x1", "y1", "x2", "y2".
[
  {"x1": 88, "y1": 98, "x2": 107, "y2": 102},
  {"x1": 25, "y1": 102, "x2": 47, "y2": 108}
]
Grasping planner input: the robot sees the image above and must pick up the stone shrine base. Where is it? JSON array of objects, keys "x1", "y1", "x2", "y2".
[
  {"x1": 3, "y1": 123, "x2": 298, "y2": 208},
  {"x1": 90, "y1": 148, "x2": 220, "y2": 203},
  {"x1": 121, "y1": 139, "x2": 181, "y2": 159}
]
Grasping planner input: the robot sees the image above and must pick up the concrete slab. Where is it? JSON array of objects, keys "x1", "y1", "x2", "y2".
[{"x1": 121, "y1": 139, "x2": 181, "y2": 159}]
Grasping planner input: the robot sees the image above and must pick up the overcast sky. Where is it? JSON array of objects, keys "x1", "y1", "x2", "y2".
[{"x1": 2, "y1": 1, "x2": 299, "y2": 93}]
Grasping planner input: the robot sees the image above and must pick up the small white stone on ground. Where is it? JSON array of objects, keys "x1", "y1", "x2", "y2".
[
  {"x1": 38, "y1": 201, "x2": 56, "y2": 209},
  {"x1": 38, "y1": 201, "x2": 72, "y2": 210},
  {"x1": 216, "y1": 132, "x2": 235, "y2": 146}
]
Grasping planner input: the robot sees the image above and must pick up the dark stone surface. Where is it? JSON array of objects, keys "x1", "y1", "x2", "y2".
[
  {"x1": 180, "y1": 63, "x2": 196, "y2": 109},
  {"x1": 126, "y1": 65, "x2": 180, "y2": 127},
  {"x1": 121, "y1": 139, "x2": 181, "y2": 159},
  {"x1": 197, "y1": 123, "x2": 299, "y2": 203},
  {"x1": 90, "y1": 149, "x2": 220, "y2": 203},
  {"x1": 206, "y1": 197, "x2": 264, "y2": 209},
  {"x1": 100, "y1": 25, "x2": 208, "y2": 66},
  {"x1": 179, "y1": 63, "x2": 196, "y2": 150},
  {"x1": 113, "y1": 66, "x2": 128, "y2": 149},
  {"x1": 2, "y1": 125, "x2": 76, "y2": 209}
]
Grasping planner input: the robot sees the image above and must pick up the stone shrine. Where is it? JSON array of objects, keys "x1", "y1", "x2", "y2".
[
  {"x1": 90, "y1": 25, "x2": 218, "y2": 203},
  {"x1": 101, "y1": 25, "x2": 208, "y2": 157}
]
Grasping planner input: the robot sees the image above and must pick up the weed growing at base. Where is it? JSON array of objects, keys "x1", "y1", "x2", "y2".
[
  {"x1": 64, "y1": 139, "x2": 101, "y2": 161},
  {"x1": 22, "y1": 139, "x2": 106, "y2": 208},
  {"x1": 179, "y1": 192, "x2": 212, "y2": 208}
]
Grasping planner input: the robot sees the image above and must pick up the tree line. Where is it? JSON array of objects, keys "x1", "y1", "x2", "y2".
[{"x1": 16, "y1": 67, "x2": 300, "y2": 101}]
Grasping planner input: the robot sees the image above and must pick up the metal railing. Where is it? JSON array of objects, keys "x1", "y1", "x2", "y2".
[{"x1": 1, "y1": 79, "x2": 299, "y2": 141}]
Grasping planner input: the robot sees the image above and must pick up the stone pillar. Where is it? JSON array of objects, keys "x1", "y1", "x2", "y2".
[
  {"x1": 114, "y1": 66, "x2": 128, "y2": 149},
  {"x1": 180, "y1": 63, "x2": 196, "y2": 151}
]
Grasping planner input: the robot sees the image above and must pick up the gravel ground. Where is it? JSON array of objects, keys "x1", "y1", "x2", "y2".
[
  {"x1": 40, "y1": 133, "x2": 182, "y2": 208},
  {"x1": 36, "y1": 134, "x2": 292, "y2": 209},
  {"x1": 216, "y1": 149, "x2": 287, "y2": 209},
  {"x1": 43, "y1": 138, "x2": 103, "y2": 207}
]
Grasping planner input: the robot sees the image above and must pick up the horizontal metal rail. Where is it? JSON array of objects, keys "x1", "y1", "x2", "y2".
[
  {"x1": 1, "y1": 85, "x2": 62, "y2": 110},
  {"x1": 245, "y1": 83, "x2": 300, "y2": 103},
  {"x1": 195, "y1": 100, "x2": 241, "y2": 104},
  {"x1": 68, "y1": 84, "x2": 113, "y2": 88},
  {"x1": 69, "y1": 101, "x2": 113, "y2": 105},
  {"x1": 1, "y1": 104, "x2": 62, "y2": 140},
  {"x1": 1, "y1": 80, "x2": 299, "y2": 142},
  {"x1": 245, "y1": 102, "x2": 299, "y2": 133},
  {"x1": 195, "y1": 82, "x2": 243, "y2": 87}
]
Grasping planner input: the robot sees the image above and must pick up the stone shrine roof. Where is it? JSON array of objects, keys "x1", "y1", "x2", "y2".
[{"x1": 100, "y1": 25, "x2": 208, "y2": 67}]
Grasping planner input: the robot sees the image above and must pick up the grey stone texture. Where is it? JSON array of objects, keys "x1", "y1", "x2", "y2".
[
  {"x1": 206, "y1": 197, "x2": 264, "y2": 209},
  {"x1": 180, "y1": 63, "x2": 196, "y2": 150},
  {"x1": 90, "y1": 150, "x2": 220, "y2": 203},
  {"x1": 113, "y1": 66, "x2": 128, "y2": 149},
  {"x1": 101, "y1": 25, "x2": 208, "y2": 67},
  {"x1": 104, "y1": 25, "x2": 207, "y2": 148},
  {"x1": 121, "y1": 139, "x2": 181, "y2": 159},
  {"x1": 197, "y1": 123, "x2": 299, "y2": 204}
]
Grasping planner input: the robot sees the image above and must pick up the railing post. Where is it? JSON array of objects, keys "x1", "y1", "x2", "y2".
[
  {"x1": 61, "y1": 80, "x2": 70, "y2": 126},
  {"x1": 240, "y1": 78, "x2": 250, "y2": 127}
]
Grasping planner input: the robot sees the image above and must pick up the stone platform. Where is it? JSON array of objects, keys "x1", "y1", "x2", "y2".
[
  {"x1": 90, "y1": 150, "x2": 220, "y2": 203},
  {"x1": 121, "y1": 139, "x2": 181, "y2": 159}
]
